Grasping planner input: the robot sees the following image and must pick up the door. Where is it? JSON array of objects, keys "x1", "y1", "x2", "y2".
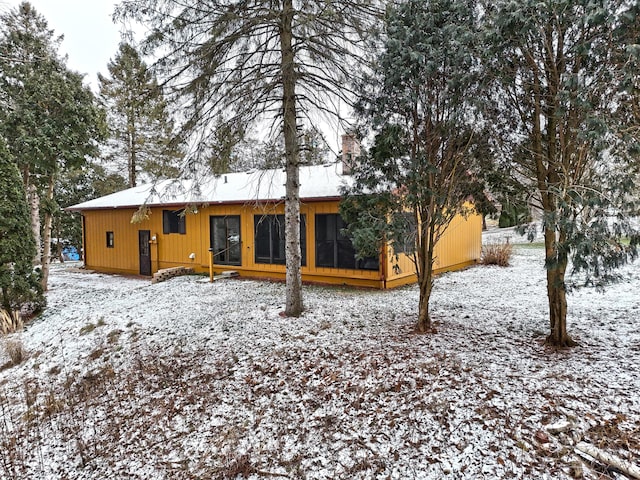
[{"x1": 139, "y1": 230, "x2": 151, "y2": 276}]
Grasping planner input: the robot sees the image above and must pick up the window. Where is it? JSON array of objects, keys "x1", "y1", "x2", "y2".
[
  {"x1": 392, "y1": 213, "x2": 417, "y2": 255},
  {"x1": 254, "y1": 215, "x2": 306, "y2": 266},
  {"x1": 106, "y1": 231, "x2": 114, "y2": 248},
  {"x1": 163, "y1": 209, "x2": 186, "y2": 234},
  {"x1": 315, "y1": 214, "x2": 379, "y2": 270},
  {"x1": 210, "y1": 216, "x2": 241, "y2": 265}
]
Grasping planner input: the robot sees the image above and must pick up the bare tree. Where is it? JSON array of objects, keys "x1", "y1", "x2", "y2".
[{"x1": 116, "y1": 0, "x2": 382, "y2": 316}]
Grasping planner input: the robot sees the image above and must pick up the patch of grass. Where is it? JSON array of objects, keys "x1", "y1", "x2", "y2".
[
  {"x1": 514, "y1": 242, "x2": 545, "y2": 249},
  {"x1": 87, "y1": 347, "x2": 105, "y2": 361},
  {"x1": 2, "y1": 336, "x2": 25, "y2": 366},
  {"x1": 79, "y1": 323, "x2": 97, "y2": 336},
  {"x1": 218, "y1": 453, "x2": 255, "y2": 479},
  {"x1": 0, "y1": 309, "x2": 23, "y2": 335},
  {"x1": 481, "y1": 242, "x2": 514, "y2": 266},
  {"x1": 106, "y1": 330, "x2": 122, "y2": 345},
  {"x1": 79, "y1": 318, "x2": 107, "y2": 336}
]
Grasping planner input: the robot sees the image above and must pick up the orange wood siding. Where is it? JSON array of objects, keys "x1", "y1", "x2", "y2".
[
  {"x1": 83, "y1": 209, "x2": 152, "y2": 275},
  {"x1": 81, "y1": 200, "x2": 480, "y2": 288},
  {"x1": 385, "y1": 209, "x2": 483, "y2": 287},
  {"x1": 432, "y1": 211, "x2": 482, "y2": 272}
]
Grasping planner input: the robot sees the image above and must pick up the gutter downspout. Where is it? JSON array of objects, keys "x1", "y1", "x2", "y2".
[
  {"x1": 81, "y1": 214, "x2": 86, "y2": 263},
  {"x1": 380, "y1": 243, "x2": 388, "y2": 290},
  {"x1": 208, "y1": 248, "x2": 214, "y2": 283}
]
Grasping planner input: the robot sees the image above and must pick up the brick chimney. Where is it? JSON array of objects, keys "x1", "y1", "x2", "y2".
[{"x1": 341, "y1": 133, "x2": 361, "y2": 175}]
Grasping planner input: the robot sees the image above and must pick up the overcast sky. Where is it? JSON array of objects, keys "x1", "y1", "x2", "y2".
[
  {"x1": 0, "y1": 0, "x2": 346, "y2": 152},
  {"x1": 1, "y1": 0, "x2": 123, "y2": 90}
]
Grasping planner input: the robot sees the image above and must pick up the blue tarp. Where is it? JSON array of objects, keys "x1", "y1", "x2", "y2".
[{"x1": 62, "y1": 246, "x2": 80, "y2": 261}]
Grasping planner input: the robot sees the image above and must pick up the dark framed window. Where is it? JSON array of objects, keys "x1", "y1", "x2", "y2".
[
  {"x1": 315, "y1": 214, "x2": 379, "y2": 270},
  {"x1": 106, "y1": 231, "x2": 114, "y2": 248},
  {"x1": 163, "y1": 209, "x2": 186, "y2": 234},
  {"x1": 254, "y1": 214, "x2": 306, "y2": 266},
  {"x1": 210, "y1": 215, "x2": 241, "y2": 265}
]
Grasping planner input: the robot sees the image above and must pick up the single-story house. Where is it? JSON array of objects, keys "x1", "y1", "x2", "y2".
[{"x1": 67, "y1": 163, "x2": 482, "y2": 289}]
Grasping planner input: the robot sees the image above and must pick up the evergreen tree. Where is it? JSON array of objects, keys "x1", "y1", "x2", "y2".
[
  {"x1": 342, "y1": 0, "x2": 484, "y2": 333},
  {"x1": 483, "y1": 0, "x2": 640, "y2": 346},
  {"x1": 0, "y1": 2, "x2": 106, "y2": 291},
  {"x1": 54, "y1": 163, "x2": 127, "y2": 260},
  {"x1": 216, "y1": 126, "x2": 329, "y2": 173},
  {"x1": 99, "y1": 42, "x2": 182, "y2": 187},
  {"x1": 0, "y1": 138, "x2": 43, "y2": 328},
  {"x1": 116, "y1": 0, "x2": 382, "y2": 316}
]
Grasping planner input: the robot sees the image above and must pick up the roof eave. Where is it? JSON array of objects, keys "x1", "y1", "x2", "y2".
[{"x1": 66, "y1": 195, "x2": 344, "y2": 212}]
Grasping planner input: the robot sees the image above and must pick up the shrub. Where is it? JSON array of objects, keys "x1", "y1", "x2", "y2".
[
  {"x1": 482, "y1": 242, "x2": 513, "y2": 267},
  {"x1": 2, "y1": 336, "x2": 25, "y2": 366},
  {"x1": 0, "y1": 309, "x2": 23, "y2": 335},
  {"x1": 0, "y1": 146, "x2": 45, "y2": 317}
]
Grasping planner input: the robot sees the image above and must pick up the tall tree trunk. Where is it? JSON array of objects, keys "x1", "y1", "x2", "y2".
[
  {"x1": 40, "y1": 177, "x2": 55, "y2": 292},
  {"x1": 543, "y1": 226, "x2": 576, "y2": 347},
  {"x1": 416, "y1": 218, "x2": 436, "y2": 333},
  {"x1": 28, "y1": 183, "x2": 42, "y2": 266},
  {"x1": 280, "y1": 0, "x2": 303, "y2": 317},
  {"x1": 128, "y1": 126, "x2": 137, "y2": 187},
  {"x1": 55, "y1": 221, "x2": 64, "y2": 263}
]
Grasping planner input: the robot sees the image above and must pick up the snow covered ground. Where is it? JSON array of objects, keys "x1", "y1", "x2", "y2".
[{"x1": 0, "y1": 230, "x2": 638, "y2": 479}]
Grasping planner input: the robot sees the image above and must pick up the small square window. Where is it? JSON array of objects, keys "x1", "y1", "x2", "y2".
[
  {"x1": 106, "y1": 231, "x2": 114, "y2": 248},
  {"x1": 163, "y1": 209, "x2": 186, "y2": 234}
]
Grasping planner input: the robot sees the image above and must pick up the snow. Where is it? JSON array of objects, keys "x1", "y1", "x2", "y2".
[
  {"x1": 0, "y1": 230, "x2": 639, "y2": 479},
  {"x1": 67, "y1": 163, "x2": 351, "y2": 211}
]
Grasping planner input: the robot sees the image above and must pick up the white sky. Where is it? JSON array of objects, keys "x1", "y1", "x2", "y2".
[{"x1": 0, "y1": 0, "x2": 123, "y2": 90}]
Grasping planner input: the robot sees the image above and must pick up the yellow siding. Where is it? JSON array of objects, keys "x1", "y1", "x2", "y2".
[
  {"x1": 433, "y1": 211, "x2": 482, "y2": 272},
  {"x1": 81, "y1": 200, "x2": 481, "y2": 288},
  {"x1": 385, "y1": 210, "x2": 483, "y2": 287},
  {"x1": 84, "y1": 209, "x2": 152, "y2": 275}
]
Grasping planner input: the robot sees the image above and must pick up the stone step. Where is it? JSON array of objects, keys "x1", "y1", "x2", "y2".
[{"x1": 151, "y1": 266, "x2": 195, "y2": 284}]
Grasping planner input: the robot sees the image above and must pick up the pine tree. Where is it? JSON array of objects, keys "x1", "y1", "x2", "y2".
[
  {"x1": 99, "y1": 42, "x2": 182, "y2": 187},
  {"x1": 0, "y1": 2, "x2": 106, "y2": 291},
  {"x1": 116, "y1": 0, "x2": 382, "y2": 316},
  {"x1": 0, "y1": 138, "x2": 43, "y2": 329}
]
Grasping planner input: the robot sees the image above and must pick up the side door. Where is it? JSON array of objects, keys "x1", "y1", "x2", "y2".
[{"x1": 139, "y1": 230, "x2": 152, "y2": 276}]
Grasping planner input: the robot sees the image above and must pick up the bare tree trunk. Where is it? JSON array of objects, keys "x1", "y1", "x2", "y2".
[
  {"x1": 55, "y1": 222, "x2": 64, "y2": 263},
  {"x1": 416, "y1": 217, "x2": 436, "y2": 333},
  {"x1": 28, "y1": 183, "x2": 42, "y2": 266},
  {"x1": 416, "y1": 274, "x2": 433, "y2": 333},
  {"x1": 40, "y1": 177, "x2": 55, "y2": 292},
  {"x1": 281, "y1": 0, "x2": 303, "y2": 317},
  {"x1": 128, "y1": 127, "x2": 137, "y2": 187},
  {"x1": 544, "y1": 226, "x2": 576, "y2": 347}
]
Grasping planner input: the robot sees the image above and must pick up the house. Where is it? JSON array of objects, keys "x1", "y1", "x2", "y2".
[{"x1": 67, "y1": 162, "x2": 482, "y2": 289}]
